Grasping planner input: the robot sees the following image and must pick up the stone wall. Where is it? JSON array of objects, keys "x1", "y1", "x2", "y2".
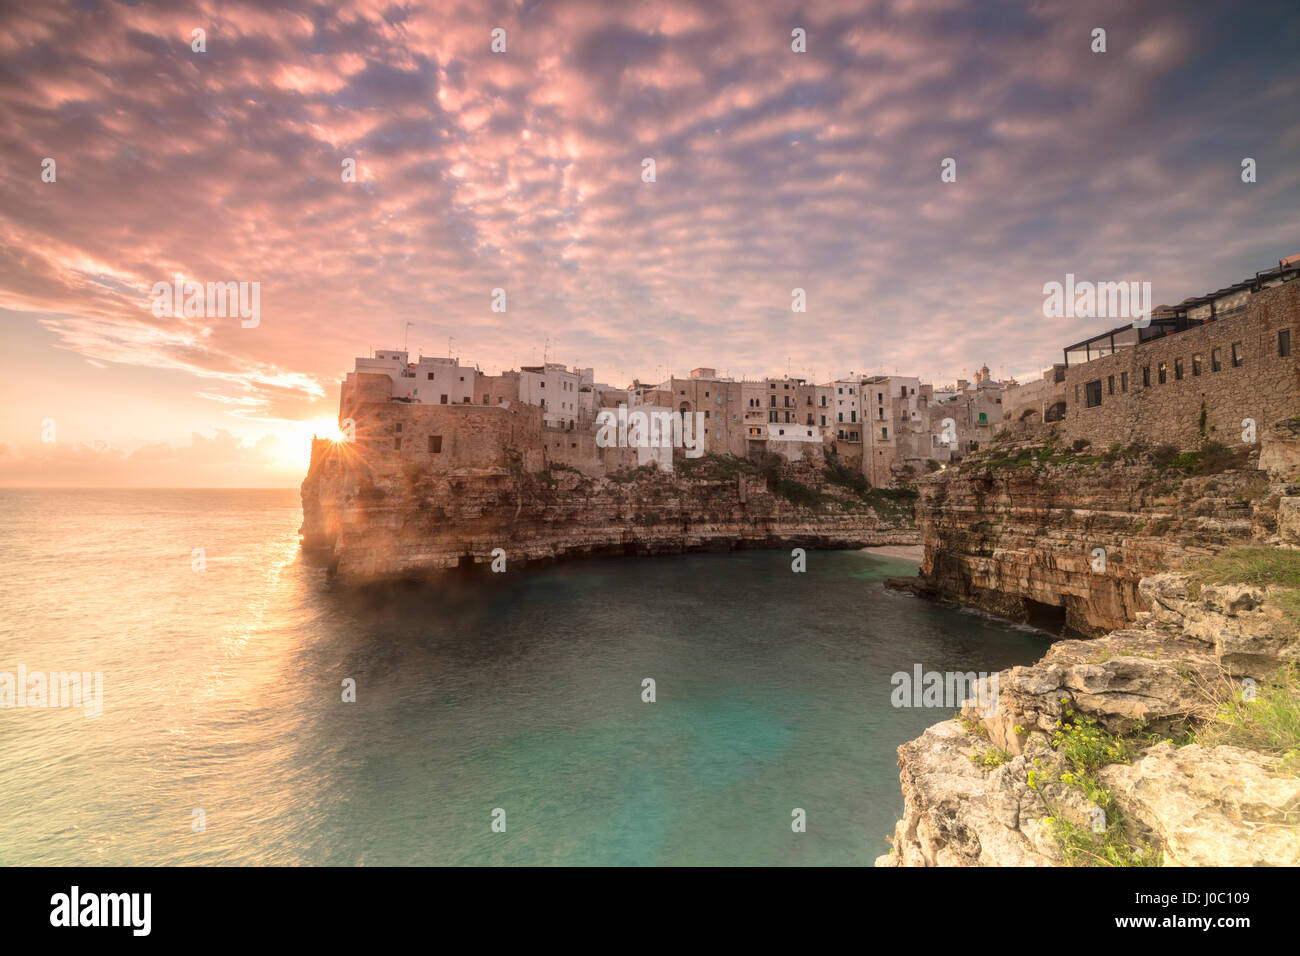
[
  {"x1": 1002, "y1": 367, "x2": 1066, "y2": 425},
  {"x1": 1063, "y1": 280, "x2": 1299, "y2": 449},
  {"x1": 542, "y1": 426, "x2": 602, "y2": 475},
  {"x1": 341, "y1": 399, "x2": 545, "y2": 475}
]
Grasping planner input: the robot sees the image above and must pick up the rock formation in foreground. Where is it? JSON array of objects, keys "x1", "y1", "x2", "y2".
[
  {"x1": 878, "y1": 421, "x2": 1300, "y2": 866},
  {"x1": 877, "y1": 573, "x2": 1300, "y2": 866}
]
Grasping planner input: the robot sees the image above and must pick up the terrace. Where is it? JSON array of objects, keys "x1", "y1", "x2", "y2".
[{"x1": 1063, "y1": 256, "x2": 1299, "y2": 367}]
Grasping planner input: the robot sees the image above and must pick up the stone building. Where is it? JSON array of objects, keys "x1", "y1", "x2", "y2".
[
  {"x1": 1061, "y1": 259, "x2": 1299, "y2": 449},
  {"x1": 339, "y1": 372, "x2": 544, "y2": 475},
  {"x1": 662, "y1": 368, "x2": 746, "y2": 457},
  {"x1": 1001, "y1": 365, "x2": 1067, "y2": 427}
]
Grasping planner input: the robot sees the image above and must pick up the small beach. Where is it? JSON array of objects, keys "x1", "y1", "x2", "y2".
[{"x1": 862, "y1": 545, "x2": 924, "y2": 563}]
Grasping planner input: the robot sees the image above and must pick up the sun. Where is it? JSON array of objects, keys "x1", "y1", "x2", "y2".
[
  {"x1": 272, "y1": 416, "x2": 350, "y2": 471},
  {"x1": 304, "y1": 416, "x2": 349, "y2": 444}
]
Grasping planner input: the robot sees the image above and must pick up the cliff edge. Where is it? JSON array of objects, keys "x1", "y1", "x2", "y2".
[
  {"x1": 300, "y1": 446, "x2": 919, "y2": 581},
  {"x1": 878, "y1": 420, "x2": 1300, "y2": 866}
]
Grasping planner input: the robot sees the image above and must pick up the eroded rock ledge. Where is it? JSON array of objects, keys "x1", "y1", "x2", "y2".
[
  {"x1": 876, "y1": 574, "x2": 1300, "y2": 867},
  {"x1": 910, "y1": 442, "x2": 1284, "y2": 635},
  {"x1": 300, "y1": 451, "x2": 917, "y2": 581}
]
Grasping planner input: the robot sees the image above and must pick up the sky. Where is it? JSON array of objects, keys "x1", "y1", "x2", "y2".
[{"x1": 0, "y1": 0, "x2": 1297, "y2": 487}]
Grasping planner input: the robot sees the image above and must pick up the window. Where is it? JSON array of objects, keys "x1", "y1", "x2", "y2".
[
  {"x1": 837, "y1": 387, "x2": 843, "y2": 394},
  {"x1": 428, "y1": 436, "x2": 442, "y2": 453},
  {"x1": 704, "y1": 391, "x2": 710, "y2": 398},
  {"x1": 838, "y1": 412, "x2": 843, "y2": 422},
  {"x1": 1085, "y1": 379, "x2": 1103, "y2": 407},
  {"x1": 1158, "y1": 363, "x2": 1167, "y2": 384},
  {"x1": 1192, "y1": 354, "x2": 1202, "y2": 376},
  {"x1": 1075, "y1": 384, "x2": 1080, "y2": 402},
  {"x1": 1232, "y1": 342, "x2": 1243, "y2": 367},
  {"x1": 807, "y1": 414, "x2": 813, "y2": 425},
  {"x1": 1174, "y1": 359, "x2": 1183, "y2": 381},
  {"x1": 820, "y1": 415, "x2": 826, "y2": 426},
  {"x1": 1142, "y1": 366, "x2": 1150, "y2": 387},
  {"x1": 540, "y1": 381, "x2": 545, "y2": 387},
  {"x1": 850, "y1": 411, "x2": 857, "y2": 422},
  {"x1": 1211, "y1": 348, "x2": 1222, "y2": 372},
  {"x1": 440, "y1": 394, "x2": 448, "y2": 404},
  {"x1": 770, "y1": 396, "x2": 776, "y2": 407},
  {"x1": 978, "y1": 412, "x2": 988, "y2": 424},
  {"x1": 1107, "y1": 375, "x2": 1115, "y2": 395},
  {"x1": 1280, "y1": 329, "x2": 1292, "y2": 357},
  {"x1": 393, "y1": 437, "x2": 402, "y2": 451},
  {"x1": 427, "y1": 372, "x2": 435, "y2": 380},
  {"x1": 778, "y1": 429, "x2": 785, "y2": 435},
  {"x1": 1120, "y1": 371, "x2": 1128, "y2": 392},
  {"x1": 881, "y1": 427, "x2": 888, "y2": 439}
]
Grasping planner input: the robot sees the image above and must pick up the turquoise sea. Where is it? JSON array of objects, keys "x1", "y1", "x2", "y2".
[{"x1": 0, "y1": 489, "x2": 1050, "y2": 865}]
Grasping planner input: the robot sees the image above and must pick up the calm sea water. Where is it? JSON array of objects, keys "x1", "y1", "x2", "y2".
[{"x1": 0, "y1": 488, "x2": 1050, "y2": 866}]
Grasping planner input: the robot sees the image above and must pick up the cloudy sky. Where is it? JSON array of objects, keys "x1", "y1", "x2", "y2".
[{"x1": 1, "y1": 0, "x2": 1296, "y2": 486}]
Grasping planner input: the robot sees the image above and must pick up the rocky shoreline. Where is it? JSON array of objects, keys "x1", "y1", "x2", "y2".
[
  {"x1": 876, "y1": 424, "x2": 1300, "y2": 867},
  {"x1": 300, "y1": 451, "x2": 918, "y2": 581},
  {"x1": 876, "y1": 572, "x2": 1300, "y2": 866}
]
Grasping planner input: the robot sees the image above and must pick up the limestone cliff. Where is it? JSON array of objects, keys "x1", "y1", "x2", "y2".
[
  {"x1": 876, "y1": 573, "x2": 1300, "y2": 867},
  {"x1": 878, "y1": 423, "x2": 1300, "y2": 867},
  {"x1": 911, "y1": 437, "x2": 1279, "y2": 635},
  {"x1": 300, "y1": 445, "x2": 918, "y2": 581}
]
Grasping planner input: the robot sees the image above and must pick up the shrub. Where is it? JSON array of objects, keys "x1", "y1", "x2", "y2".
[
  {"x1": 823, "y1": 453, "x2": 871, "y2": 497},
  {"x1": 1149, "y1": 443, "x2": 1180, "y2": 469},
  {"x1": 1196, "y1": 665, "x2": 1300, "y2": 774}
]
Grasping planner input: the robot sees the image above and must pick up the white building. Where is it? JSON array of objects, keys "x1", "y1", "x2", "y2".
[
  {"x1": 832, "y1": 377, "x2": 862, "y2": 438},
  {"x1": 520, "y1": 363, "x2": 583, "y2": 428},
  {"x1": 350, "y1": 351, "x2": 479, "y2": 403}
]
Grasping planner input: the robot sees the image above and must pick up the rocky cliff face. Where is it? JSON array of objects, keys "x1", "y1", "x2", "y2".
[
  {"x1": 913, "y1": 440, "x2": 1280, "y2": 635},
  {"x1": 876, "y1": 573, "x2": 1300, "y2": 867},
  {"x1": 300, "y1": 445, "x2": 918, "y2": 581},
  {"x1": 879, "y1": 424, "x2": 1300, "y2": 867}
]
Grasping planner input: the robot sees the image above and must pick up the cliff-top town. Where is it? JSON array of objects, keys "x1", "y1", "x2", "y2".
[{"x1": 331, "y1": 253, "x2": 1299, "y2": 490}]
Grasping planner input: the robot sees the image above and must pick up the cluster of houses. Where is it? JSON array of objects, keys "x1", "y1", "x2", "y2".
[
  {"x1": 343, "y1": 350, "x2": 1009, "y2": 487},
  {"x1": 337, "y1": 252, "x2": 1298, "y2": 488}
]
